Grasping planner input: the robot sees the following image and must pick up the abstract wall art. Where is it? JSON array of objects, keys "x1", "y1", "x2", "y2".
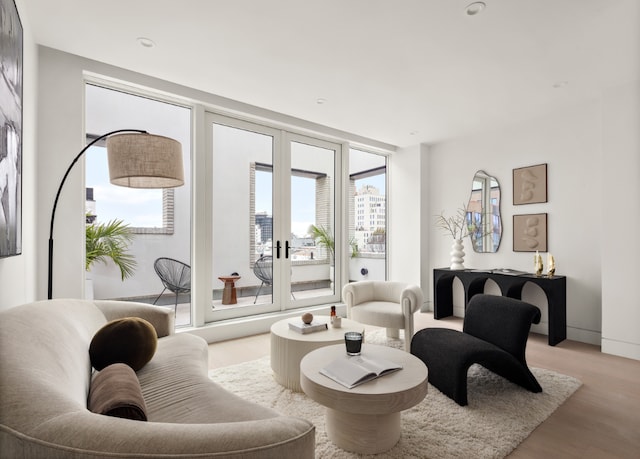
[
  {"x1": 0, "y1": 0, "x2": 23, "y2": 257},
  {"x1": 513, "y1": 213, "x2": 547, "y2": 252},
  {"x1": 513, "y1": 163, "x2": 547, "y2": 205}
]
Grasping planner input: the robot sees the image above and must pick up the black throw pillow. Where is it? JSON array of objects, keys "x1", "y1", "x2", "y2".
[{"x1": 89, "y1": 317, "x2": 157, "y2": 371}]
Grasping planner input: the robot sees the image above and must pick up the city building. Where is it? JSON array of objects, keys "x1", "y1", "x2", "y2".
[{"x1": 354, "y1": 185, "x2": 386, "y2": 253}]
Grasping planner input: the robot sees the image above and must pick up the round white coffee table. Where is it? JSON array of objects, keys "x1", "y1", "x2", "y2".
[
  {"x1": 270, "y1": 315, "x2": 364, "y2": 392},
  {"x1": 300, "y1": 343, "x2": 428, "y2": 454}
]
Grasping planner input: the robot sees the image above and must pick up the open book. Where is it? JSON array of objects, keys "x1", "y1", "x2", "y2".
[{"x1": 319, "y1": 355, "x2": 403, "y2": 389}]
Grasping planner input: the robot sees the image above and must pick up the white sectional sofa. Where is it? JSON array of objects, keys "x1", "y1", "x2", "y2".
[{"x1": 0, "y1": 299, "x2": 315, "y2": 458}]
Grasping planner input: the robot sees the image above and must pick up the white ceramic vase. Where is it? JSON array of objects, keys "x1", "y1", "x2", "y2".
[{"x1": 450, "y1": 238, "x2": 466, "y2": 270}]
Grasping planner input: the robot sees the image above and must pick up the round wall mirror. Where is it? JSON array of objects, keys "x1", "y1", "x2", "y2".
[{"x1": 466, "y1": 170, "x2": 502, "y2": 252}]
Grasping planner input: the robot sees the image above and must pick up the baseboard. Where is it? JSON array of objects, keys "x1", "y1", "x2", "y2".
[
  {"x1": 181, "y1": 304, "x2": 347, "y2": 344},
  {"x1": 602, "y1": 338, "x2": 640, "y2": 361},
  {"x1": 566, "y1": 326, "x2": 601, "y2": 346}
]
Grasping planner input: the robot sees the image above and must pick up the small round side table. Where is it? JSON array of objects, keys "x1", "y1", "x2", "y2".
[{"x1": 218, "y1": 275, "x2": 241, "y2": 305}]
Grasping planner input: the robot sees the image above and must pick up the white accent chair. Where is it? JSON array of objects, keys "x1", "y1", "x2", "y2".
[{"x1": 342, "y1": 281, "x2": 424, "y2": 351}]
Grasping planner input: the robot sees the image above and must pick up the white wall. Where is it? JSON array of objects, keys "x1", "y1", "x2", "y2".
[
  {"x1": 388, "y1": 144, "x2": 423, "y2": 287},
  {"x1": 601, "y1": 81, "x2": 640, "y2": 360},
  {"x1": 425, "y1": 82, "x2": 640, "y2": 358},
  {"x1": 349, "y1": 256, "x2": 385, "y2": 282},
  {"x1": 37, "y1": 48, "x2": 91, "y2": 299},
  {"x1": 0, "y1": 0, "x2": 37, "y2": 310},
  {"x1": 419, "y1": 143, "x2": 431, "y2": 311}
]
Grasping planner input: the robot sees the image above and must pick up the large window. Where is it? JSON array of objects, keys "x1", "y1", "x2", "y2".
[
  {"x1": 349, "y1": 148, "x2": 387, "y2": 281},
  {"x1": 83, "y1": 82, "x2": 390, "y2": 330},
  {"x1": 85, "y1": 84, "x2": 192, "y2": 326}
]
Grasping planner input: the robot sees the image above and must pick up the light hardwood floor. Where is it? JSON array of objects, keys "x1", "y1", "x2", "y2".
[{"x1": 207, "y1": 312, "x2": 640, "y2": 458}]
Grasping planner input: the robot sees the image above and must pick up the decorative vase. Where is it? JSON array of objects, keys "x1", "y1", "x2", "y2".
[
  {"x1": 547, "y1": 253, "x2": 556, "y2": 278},
  {"x1": 534, "y1": 250, "x2": 543, "y2": 277},
  {"x1": 450, "y1": 239, "x2": 466, "y2": 270}
]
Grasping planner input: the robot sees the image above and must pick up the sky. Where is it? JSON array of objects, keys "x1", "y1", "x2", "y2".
[
  {"x1": 87, "y1": 147, "x2": 385, "y2": 236},
  {"x1": 86, "y1": 146, "x2": 163, "y2": 227}
]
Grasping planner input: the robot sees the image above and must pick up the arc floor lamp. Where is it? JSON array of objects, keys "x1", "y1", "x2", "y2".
[{"x1": 48, "y1": 129, "x2": 184, "y2": 299}]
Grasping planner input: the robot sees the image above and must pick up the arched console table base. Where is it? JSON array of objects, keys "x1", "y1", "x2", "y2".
[{"x1": 433, "y1": 268, "x2": 566, "y2": 346}]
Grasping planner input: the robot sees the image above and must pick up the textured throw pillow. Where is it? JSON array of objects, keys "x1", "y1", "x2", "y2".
[
  {"x1": 89, "y1": 317, "x2": 157, "y2": 371},
  {"x1": 88, "y1": 363, "x2": 148, "y2": 421}
]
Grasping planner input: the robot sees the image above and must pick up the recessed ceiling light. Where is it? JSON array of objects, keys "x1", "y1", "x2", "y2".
[
  {"x1": 465, "y1": 2, "x2": 486, "y2": 16},
  {"x1": 137, "y1": 37, "x2": 156, "y2": 48},
  {"x1": 316, "y1": 98, "x2": 326, "y2": 105},
  {"x1": 553, "y1": 80, "x2": 569, "y2": 89},
  {"x1": 409, "y1": 131, "x2": 418, "y2": 136}
]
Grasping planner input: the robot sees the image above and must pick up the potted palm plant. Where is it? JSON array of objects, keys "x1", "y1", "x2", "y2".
[
  {"x1": 309, "y1": 224, "x2": 335, "y2": 263},
  {"x1": 309, "y1": 224, "x2": 359, "y2": 264},
  {"x1": 309, "y1": 224, "x2": 359, "y2": 289},
  {"x1": 85, "y1": 219, "x2": 137, "y2": 297}
]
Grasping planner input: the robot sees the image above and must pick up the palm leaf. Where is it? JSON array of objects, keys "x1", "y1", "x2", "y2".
[
  {"x1": 86, "y1": 219, "x2": 137, "y2": 280},
  {"x1": 309, "y1": 224, "x2": 335, "y2": 261}
]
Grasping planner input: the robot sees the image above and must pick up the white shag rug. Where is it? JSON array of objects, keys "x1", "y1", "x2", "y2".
[{"x1": 209, "y1": 329, "x2": 581, "y2": 459}]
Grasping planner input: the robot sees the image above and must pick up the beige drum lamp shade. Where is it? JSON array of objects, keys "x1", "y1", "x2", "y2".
[
  {"x1": 107, "y1": 133, "x2": 184, "y2": 188},
  {"x1": 48, "y1": 129, "x2": 185, "y2": 299}
]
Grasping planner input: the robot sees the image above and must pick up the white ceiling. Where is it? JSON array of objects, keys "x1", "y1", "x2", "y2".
[{"x1": 23, "y1": 0, "x2": 640, "y2": 148}]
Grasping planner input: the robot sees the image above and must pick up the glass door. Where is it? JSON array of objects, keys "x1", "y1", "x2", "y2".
[
  {"x1": 208, "y1": 115, "x2": 280, "y2": 321},
  {"x1": 287, "y1": 134, "x2": 341, "y2": 307},
  {"x1": 206, "y1": 115, "x2": 342, "y2": 321}
]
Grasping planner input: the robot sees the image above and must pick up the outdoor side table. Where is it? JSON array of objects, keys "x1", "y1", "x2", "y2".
[{"x1": 218, "y1": 275, "x2": 241, "y2": 305}]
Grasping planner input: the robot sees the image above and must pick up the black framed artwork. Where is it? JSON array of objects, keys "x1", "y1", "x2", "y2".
[{"x1": 0, "y1": 0, "x2": 23, "y2": 257}]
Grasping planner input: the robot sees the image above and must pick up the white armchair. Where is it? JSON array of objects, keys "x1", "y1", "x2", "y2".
[{"x1": 342, "y1": 281, "x2": 424, "y2": 351}]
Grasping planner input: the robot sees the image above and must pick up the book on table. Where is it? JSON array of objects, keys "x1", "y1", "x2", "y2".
[
  {"x1": 491, "y1": 268, "x2": 528, "y2": 276},
  {"x1": 319, "y1": 354, "x2": 403, "y2": 389},
  {"x1": 288, "y1": 320, "x2": 328, "y2": 334}
]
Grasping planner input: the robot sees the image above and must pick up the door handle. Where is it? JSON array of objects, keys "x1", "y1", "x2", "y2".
[
  {"x1": 276, "y1": 240, "x2": 281, "y2": 259},
  {"x1": 285, "y1": 241, "x2": 290, "y2": 259}
]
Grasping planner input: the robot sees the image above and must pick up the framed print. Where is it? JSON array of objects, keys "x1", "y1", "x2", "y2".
[
  {"x1": 513, "y1": 163, "x2": 547, "y2": 205},
  {"x1": 0, "y1": 0, "x2": 23, "y2": 257},
  {"x1": 513, "y1": 213, "x2": 547, "y2": 252}
]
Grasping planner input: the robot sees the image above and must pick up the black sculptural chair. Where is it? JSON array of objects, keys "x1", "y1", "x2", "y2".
[
  {"x1": 152, "y1": 257, "x2": 191, "y2": 316},
  {"x1": 411, "y1": 294, "x2": 542, "y2": 406}
]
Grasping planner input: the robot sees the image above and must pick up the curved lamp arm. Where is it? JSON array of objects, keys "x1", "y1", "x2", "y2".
[{"x1": 47, "y1": 129, "x2": 146, "y2": 299}]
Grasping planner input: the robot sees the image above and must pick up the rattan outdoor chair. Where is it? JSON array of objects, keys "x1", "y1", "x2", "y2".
[
  {"x1": 252, "y1": 255, "x2": 295, "y2": 303},
  {"x1": 152, "y1": 257, "x2": 191, "y2": 316}
]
